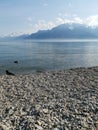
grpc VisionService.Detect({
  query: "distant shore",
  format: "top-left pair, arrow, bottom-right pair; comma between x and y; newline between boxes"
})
0,66 -> 98,129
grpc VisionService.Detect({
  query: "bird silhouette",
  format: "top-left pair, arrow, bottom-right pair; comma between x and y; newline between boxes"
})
14,61 -> 18,64
6,70 -> 15,76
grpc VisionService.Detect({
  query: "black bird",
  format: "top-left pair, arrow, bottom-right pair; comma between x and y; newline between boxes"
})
14,61 -> 18,64
6,70 -> 15,76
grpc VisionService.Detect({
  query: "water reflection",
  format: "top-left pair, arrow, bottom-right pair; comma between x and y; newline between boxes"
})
0,40 -> 98,74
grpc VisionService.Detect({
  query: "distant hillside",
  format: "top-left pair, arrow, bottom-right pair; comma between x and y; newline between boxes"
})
27,23 -> 98,39
1,23 -> 98,40
0,34 -> 29,41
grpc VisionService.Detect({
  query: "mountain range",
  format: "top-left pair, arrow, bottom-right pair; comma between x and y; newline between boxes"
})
1,23 -> 98,40
26,23 -> 98,39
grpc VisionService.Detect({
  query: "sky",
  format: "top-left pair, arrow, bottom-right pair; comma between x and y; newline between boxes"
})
0,0 -> 98,36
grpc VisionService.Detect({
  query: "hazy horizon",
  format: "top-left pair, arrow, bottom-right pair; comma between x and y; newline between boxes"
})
0,0 -> 98,36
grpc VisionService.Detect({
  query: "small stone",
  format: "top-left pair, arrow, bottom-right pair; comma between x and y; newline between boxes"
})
95,121 -> 98,129
64,127 -> 68,130
35,124 -> 43,130
82,121 -> 88,128
53,128 -> 61,130
9,109 -> 14,115
0,115 -> 2,122
43,109 -> 48,113
37,120 -> 42,126
35,105 -> 41,110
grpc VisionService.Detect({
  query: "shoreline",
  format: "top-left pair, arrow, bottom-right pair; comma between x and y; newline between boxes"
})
0,66 -> 98,129
0,66 -> 98,76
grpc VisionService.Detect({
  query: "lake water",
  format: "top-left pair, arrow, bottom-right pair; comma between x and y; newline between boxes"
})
0,39 -> 98,74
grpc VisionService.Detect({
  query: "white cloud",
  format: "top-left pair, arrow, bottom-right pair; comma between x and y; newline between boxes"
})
34,20 -> 55,31
26,14 -> 98,34
31,16 -> 83,33
56,18 -> 65,24
27,17 -> 33,27
73,14 -> 78,17
8,14 -> 98,35
85,15 -> 98,27
56,16 -> 83,25
5,32 -> 25,37
27,17 -> 33,22
73,16 -> 83,24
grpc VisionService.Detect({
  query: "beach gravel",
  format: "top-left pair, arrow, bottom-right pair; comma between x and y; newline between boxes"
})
0,67 -> 98,130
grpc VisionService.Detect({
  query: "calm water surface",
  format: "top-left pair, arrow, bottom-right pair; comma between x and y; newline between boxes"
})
0,39 -> 98,74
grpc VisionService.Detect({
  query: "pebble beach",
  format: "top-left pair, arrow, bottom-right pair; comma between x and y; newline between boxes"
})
0,67 -> 98,130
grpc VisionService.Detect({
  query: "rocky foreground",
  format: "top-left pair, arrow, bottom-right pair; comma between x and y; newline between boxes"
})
0,67 -> 98,130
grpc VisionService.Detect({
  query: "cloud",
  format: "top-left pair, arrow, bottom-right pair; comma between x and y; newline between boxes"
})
55,15 -> 98,27
56,15 -> 83,24
26,14 -> 98,34
27,17 -> 33,27
31,16 -> 83,33
85,15 -> 98,27
34,20 -> 55,31
73,16 -> 83,24
6,32 -> 25,37
27,17 -> 32,22
56,18 -> 65,24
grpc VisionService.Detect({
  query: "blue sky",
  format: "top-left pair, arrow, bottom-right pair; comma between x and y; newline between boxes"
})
0,0 -> 98,36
